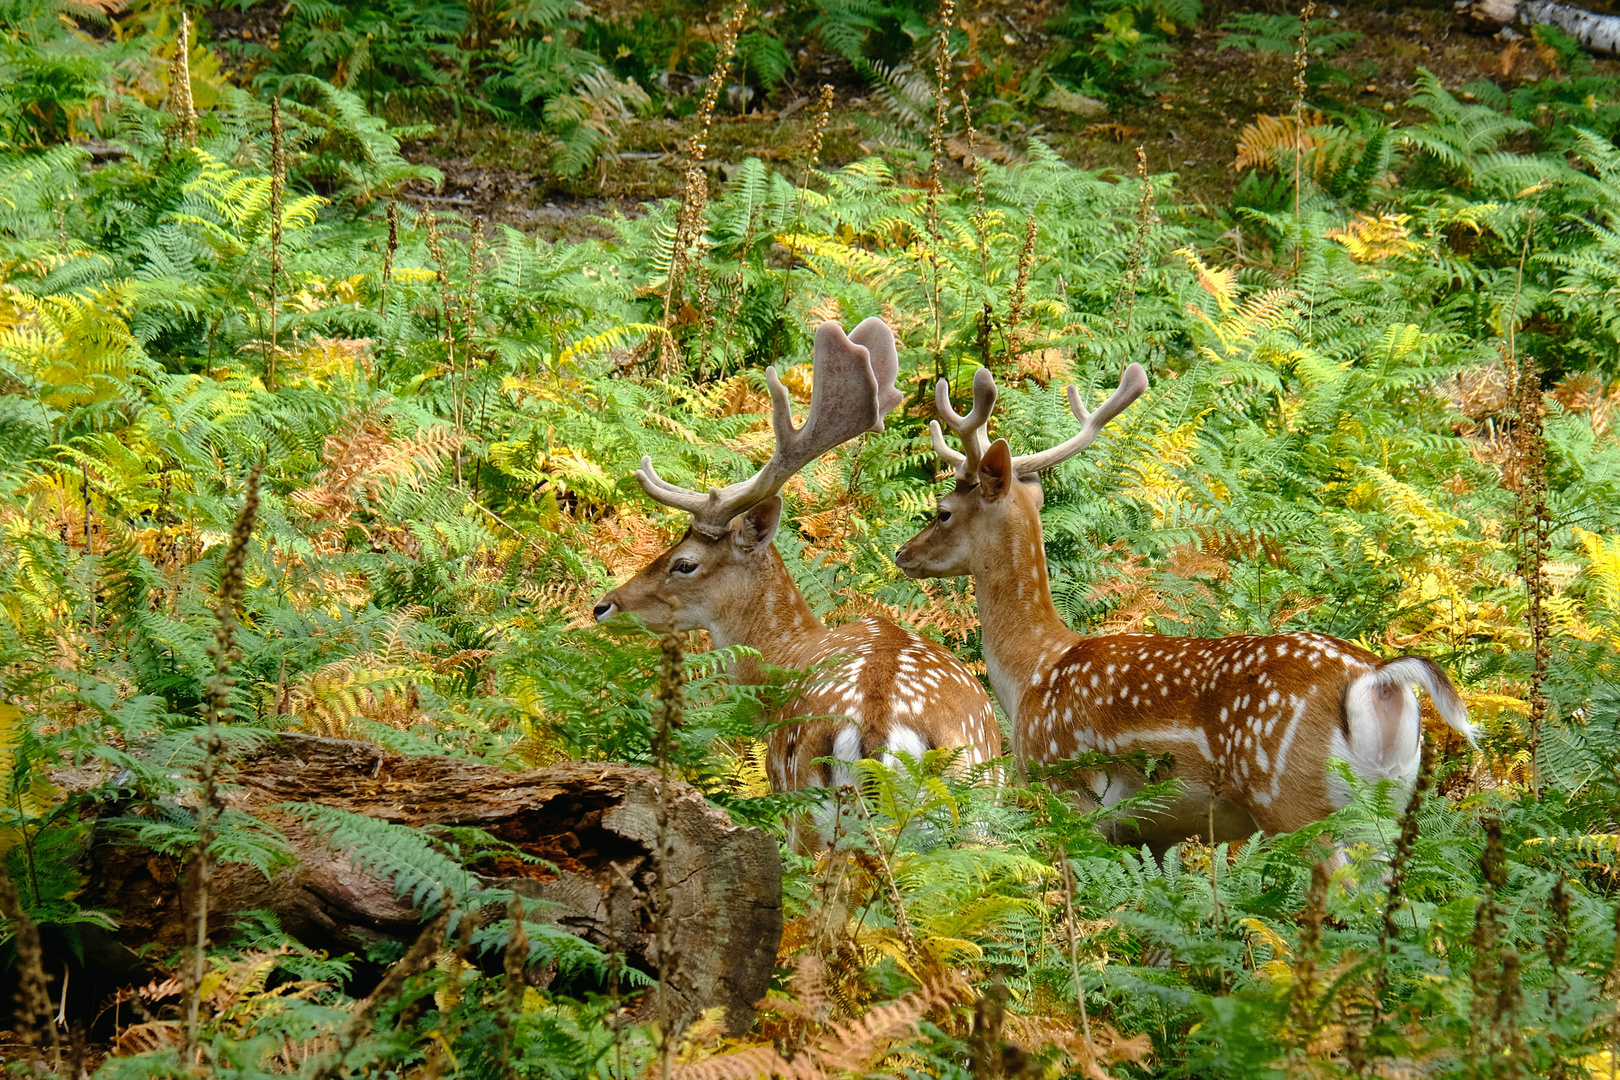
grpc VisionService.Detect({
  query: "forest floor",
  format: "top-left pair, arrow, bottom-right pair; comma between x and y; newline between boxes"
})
383,3 -> 1620,235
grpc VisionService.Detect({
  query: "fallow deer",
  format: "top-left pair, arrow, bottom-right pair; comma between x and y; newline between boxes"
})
894,365 -> 1475,847
594,319 -> 1001,800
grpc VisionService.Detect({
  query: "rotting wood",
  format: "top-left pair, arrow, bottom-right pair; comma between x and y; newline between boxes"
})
65,734 -> 783,1035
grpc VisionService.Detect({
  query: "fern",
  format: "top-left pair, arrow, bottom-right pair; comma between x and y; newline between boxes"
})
282,802 -> 483,915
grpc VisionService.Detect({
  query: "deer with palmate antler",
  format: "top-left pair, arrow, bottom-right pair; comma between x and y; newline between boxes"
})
595,319 -> 1001,815
894,364 -> 1475,848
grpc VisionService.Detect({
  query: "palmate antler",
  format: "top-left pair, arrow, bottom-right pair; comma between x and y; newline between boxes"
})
930,363 -> 1149,480
635,318 -> 904,535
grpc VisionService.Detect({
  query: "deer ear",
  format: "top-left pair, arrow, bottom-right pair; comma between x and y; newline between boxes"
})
978,439 -> 1014,502
734,497 -> 782,550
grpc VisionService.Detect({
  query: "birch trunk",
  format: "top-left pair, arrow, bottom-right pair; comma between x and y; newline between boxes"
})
1459,0 -> 1620,55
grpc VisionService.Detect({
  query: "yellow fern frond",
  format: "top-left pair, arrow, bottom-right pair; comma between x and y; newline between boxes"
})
1176,248 -> 1239,313
0,701 -> 55,860
1575,528 -> 1620,614
1325,213 -> 1422,263
558,322 -> 665,365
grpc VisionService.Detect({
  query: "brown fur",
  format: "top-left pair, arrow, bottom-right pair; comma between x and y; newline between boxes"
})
897,440 -> 1472,847
597,500 -> 1001,793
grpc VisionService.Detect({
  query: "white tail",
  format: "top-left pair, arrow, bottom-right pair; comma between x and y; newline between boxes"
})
897,366 -> 1472,846
596,319 -> 1000,811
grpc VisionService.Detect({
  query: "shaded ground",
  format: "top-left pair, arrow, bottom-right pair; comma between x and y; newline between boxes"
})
205,2 -> 1620,228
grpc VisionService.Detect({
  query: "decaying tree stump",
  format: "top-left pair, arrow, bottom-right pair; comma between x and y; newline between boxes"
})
72,734 -> 783,1035
1457,0 -> 1620,55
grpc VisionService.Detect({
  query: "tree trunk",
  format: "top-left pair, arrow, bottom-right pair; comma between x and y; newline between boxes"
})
1458,0 -> 1620,54
69,734 -> 783,1035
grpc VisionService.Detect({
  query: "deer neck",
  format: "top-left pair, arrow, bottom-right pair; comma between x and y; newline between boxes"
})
703,546 -> 827,682
973,492 -> 1077,726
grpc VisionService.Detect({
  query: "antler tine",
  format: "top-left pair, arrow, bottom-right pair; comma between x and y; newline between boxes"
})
1010,362 -> 1148,478
931,367 -> 998,478
633,320 -> 900,533
634,455 -> 718,518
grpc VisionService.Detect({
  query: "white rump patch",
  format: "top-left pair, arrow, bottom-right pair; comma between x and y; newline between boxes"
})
829,724 -> 862,787
882,725 -> 929,768
1341,672 -> 1422,788
1339,658 -> 1476,798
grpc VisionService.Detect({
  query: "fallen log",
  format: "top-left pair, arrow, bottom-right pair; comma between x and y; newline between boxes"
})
1457,0 -> 1620,55
70,734 -> 783,1035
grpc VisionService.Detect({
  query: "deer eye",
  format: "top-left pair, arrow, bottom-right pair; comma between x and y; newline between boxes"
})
936,509 -> 952,524
670,559 -> 699,576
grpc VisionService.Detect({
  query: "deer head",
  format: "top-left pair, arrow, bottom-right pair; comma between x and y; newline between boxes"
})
895,363 -> 1148,581
595,318 -> 902,635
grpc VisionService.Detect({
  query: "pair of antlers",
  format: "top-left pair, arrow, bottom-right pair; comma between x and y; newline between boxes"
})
634,314 -> 1147,531
930,362 -> 1149,481
635,318 -> 904,537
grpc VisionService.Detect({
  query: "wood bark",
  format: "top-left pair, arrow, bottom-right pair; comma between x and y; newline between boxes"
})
69,734 -> 783,1035
1458,0 -> 1620,55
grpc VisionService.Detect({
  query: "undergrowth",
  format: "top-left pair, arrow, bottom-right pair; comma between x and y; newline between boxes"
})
3,0 -> 1620,1076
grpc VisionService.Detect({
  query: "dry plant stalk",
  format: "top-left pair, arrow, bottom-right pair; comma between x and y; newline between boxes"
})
1291,2 -> 1315,232
777,84 -> 835,358
380,199 -> 400,320
1504,217 -> 1550,791
1372,734 -> 1433,1011
1607,900 -> 1620,1079
305,908 -> 453,1080
267,99 -> 285,387
653,628 -> 687,1079
1057,853 -> 1094,1046
1285,860 -> 1329,1074
166,13 -> 198,147
0,863 -> 61,1071
1468,817 -> 1525,1075
967,982 -> 1032,1079
653,4 -> 747,373
1546,876 -> 1571,1080
184,460 -> 262,1054
493,895 -> 531,1077
1116,147 -> 1155,331
961,88 -> 989,285
422,210 -> 464,485
1006,212 -> 1037,368
922,0 -> 955,381
853,788 -> 921,965
1516,365 -> 1551,783
82,460 -> 95,628
459,217 -> 487,469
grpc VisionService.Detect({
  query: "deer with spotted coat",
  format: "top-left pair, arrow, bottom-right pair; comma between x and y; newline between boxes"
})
894,364 -> 1475,848
594,318 -> 1001,807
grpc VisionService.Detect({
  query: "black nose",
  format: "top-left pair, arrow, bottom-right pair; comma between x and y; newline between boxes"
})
894,548 -> 907,563
593,601 -> 613,621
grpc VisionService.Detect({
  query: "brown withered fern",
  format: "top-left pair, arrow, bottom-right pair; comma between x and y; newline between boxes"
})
294,409 -> 465,521
672,955 -> 962,1080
